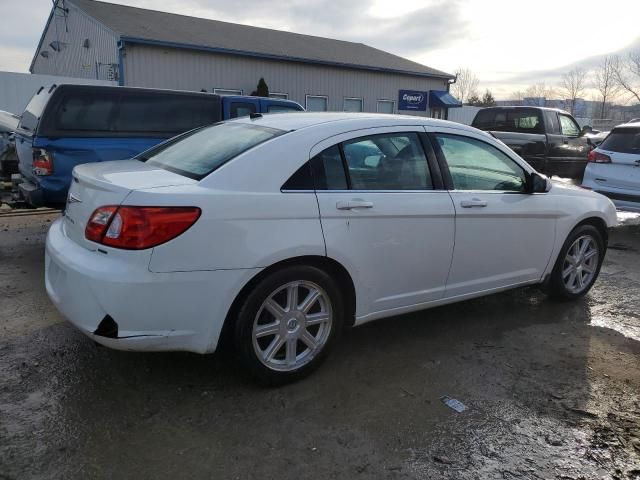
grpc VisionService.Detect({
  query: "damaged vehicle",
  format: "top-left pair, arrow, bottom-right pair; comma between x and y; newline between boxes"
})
0,110 -> 20,176
46,113 -> 617,384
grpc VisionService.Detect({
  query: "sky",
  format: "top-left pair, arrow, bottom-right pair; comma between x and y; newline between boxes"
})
1,0 -> 639,100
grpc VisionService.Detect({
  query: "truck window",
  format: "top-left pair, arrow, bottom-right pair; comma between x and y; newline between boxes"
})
506,109 -> 543,134
57,94 -> 116,132
558,114 -> 580,136
230,102 -> 257,118
115,92 -> 220,134
268,105 -> 302,113
544,111 -> 560,134
472,110 -> 495,129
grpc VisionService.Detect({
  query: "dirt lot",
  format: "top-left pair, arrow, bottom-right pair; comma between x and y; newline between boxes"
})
1,212 -> 639,480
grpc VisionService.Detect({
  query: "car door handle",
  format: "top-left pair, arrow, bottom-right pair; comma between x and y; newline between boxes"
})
460,199 -> 487,208
336,200 -> 374,210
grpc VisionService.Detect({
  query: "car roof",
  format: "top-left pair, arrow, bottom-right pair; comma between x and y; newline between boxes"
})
231,112 -> 479,134
479,105 -> 571,114
613,121 -> 640,129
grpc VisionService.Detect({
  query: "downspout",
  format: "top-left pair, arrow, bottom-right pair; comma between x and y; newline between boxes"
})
117,40 -> 125,86
445,74 -> 457,121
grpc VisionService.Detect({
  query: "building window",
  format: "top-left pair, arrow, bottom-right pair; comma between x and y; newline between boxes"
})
306,95 -> 328,112
343,97 -> 363,112
377,100 -> 395,114
269,93 -> 288,99
214,88 -> 243,96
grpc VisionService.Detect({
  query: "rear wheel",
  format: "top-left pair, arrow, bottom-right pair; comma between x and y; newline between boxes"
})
545,225 -> 605,300
234,266 -> 344,385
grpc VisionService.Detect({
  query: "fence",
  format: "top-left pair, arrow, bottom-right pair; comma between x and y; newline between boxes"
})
447,106 -> 482,125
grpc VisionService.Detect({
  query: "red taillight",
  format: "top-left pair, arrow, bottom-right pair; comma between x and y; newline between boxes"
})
587,151 -> 611,163
32,148 -> 54,175
85,206 -> 201,250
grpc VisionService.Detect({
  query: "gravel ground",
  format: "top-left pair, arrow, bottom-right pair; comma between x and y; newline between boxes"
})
1,212 -> 639,480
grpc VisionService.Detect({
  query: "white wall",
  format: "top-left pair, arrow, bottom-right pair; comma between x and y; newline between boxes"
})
447,106 -> 482,125
0,71 -> 115,115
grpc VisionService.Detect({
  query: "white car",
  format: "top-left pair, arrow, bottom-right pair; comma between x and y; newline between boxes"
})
582,122 -> 640,212
46,113 -> 617,384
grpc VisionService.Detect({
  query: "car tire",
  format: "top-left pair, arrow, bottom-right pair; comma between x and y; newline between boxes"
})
233,265 -> 344,385
545,224 -> 605,301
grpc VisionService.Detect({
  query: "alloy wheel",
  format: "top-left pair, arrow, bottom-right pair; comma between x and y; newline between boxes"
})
562,235 -> 599,294
252,281 -> 333,372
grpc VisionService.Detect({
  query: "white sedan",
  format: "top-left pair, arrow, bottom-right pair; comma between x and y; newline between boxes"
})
46,113 -> 617,384
582,121 -> 640,212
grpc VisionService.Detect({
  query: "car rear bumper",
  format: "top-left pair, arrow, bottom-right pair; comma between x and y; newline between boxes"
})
45,217 -> 259,354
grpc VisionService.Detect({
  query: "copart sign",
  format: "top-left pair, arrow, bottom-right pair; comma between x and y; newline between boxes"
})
398,90 -> 428,111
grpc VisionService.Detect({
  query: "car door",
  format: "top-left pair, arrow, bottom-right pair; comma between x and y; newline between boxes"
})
428,127 -> 558,299
549,113 -> 590,177
311,127 -> 456,321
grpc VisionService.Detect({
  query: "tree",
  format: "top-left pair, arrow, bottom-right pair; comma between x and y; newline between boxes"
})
524,82 -> 556,105
511,90 -> 525,102
250,77 -> 269,97
466,93 -> 481,106
559,68 -> 587,115
593,56 -> 621,118
612,52 -> 640,104
480,89 -> 496,107
450,68 -> 479,104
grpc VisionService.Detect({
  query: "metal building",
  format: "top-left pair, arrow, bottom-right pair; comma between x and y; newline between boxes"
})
31,0 -> 462,117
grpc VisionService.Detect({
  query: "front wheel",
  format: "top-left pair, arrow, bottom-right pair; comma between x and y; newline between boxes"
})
545,224 -> 605,300
233,265 -> 344,385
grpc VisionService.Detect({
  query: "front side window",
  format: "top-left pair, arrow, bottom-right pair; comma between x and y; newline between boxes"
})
559,114 -> 580,136
342,133 -> 432,190
230,102 -> 256,118
435,134 -> 527,192
306,96 -> 328,112
141,123 -> 284,180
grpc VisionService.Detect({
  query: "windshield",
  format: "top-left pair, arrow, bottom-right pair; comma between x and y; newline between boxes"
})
599,128 -> 640,154
141,122 -> 285,180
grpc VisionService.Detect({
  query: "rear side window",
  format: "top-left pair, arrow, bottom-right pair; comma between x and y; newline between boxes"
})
40,88 -> 221,137
544,111 -> 560,134
312,145 -> 349,190
599,128 -> 640,154
142,122 -> 284,180
115,93 -> 220,133
58,95 -> 115,132
472,110 -> 495,130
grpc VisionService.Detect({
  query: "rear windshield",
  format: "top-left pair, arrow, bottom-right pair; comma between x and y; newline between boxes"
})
599,128 -> 640,154
141,122 -> 285,180
472,108 -> 544,134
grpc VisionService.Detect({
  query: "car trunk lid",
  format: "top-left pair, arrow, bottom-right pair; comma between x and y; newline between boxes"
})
63,160 -> 197,249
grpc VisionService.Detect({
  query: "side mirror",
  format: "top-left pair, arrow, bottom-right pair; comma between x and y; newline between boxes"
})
528,172 -> 551,194
580,125 -> 593,136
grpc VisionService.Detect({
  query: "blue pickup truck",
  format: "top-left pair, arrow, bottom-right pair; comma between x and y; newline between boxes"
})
15,84 -> 304,207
